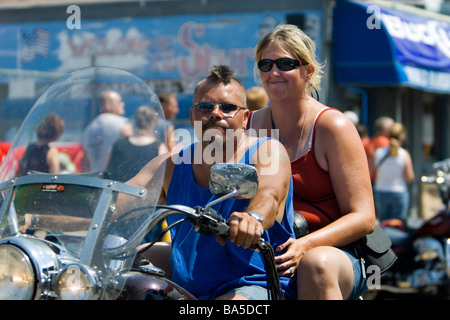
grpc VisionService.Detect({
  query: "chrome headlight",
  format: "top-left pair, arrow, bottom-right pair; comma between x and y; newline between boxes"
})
0,244 -> 35,300
56,264 -> 101,300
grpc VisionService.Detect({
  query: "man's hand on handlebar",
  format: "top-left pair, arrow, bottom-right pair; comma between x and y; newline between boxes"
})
216,211 -> 263,249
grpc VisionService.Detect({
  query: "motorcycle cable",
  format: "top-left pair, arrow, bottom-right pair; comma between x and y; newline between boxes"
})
137,217 -> 188,255
255,240 -> 285,300
105,218 -> 188,263
114,205 -> 156,222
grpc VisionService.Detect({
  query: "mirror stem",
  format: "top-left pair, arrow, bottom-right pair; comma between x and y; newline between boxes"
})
205,188 -> 237,212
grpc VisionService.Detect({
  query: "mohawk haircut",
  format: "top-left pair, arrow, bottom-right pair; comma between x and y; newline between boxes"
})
194,65 -> 245,99
194,64 -> 247,109
207,65 -> 235,85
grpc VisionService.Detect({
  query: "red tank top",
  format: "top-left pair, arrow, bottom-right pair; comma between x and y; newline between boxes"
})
248,108 -> 341,232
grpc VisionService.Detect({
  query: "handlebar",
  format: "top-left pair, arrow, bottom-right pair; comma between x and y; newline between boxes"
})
130,203 -> 285,300
190,206 -> 230,236
189,206 -> 272,253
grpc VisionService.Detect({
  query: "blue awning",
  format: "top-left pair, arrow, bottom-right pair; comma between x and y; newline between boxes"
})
333,1 -> 450,93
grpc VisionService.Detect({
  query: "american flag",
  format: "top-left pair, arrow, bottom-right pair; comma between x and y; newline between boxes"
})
19,28 -> 50,62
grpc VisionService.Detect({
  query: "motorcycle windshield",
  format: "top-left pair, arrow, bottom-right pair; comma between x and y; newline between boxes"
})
0,67 -> 166,299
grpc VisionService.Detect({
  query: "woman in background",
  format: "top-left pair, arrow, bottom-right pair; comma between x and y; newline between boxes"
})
107,105 -> 167,182
372,122 -> 415,222
18,113 -> 65,176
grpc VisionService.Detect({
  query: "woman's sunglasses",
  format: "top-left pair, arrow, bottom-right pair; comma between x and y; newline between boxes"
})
257,58 -> 303,72
194,102 -> 243,116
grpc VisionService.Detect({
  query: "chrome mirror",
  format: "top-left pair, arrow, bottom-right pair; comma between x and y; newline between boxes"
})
209,163 -> 258,199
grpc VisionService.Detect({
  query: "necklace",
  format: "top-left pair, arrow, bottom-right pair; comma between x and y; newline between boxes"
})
270,97 -> 310,153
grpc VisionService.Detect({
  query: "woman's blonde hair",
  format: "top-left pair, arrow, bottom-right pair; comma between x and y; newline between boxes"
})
388,122 -> 406,157
254,24 -> 324,95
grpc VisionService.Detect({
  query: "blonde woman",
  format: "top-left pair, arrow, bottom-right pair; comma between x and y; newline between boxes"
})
373,122 -> 414,222
247,24 -> 376,299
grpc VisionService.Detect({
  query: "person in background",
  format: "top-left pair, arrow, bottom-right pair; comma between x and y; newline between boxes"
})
372,122 -> 415,222
18,113 -> 65,176
156,92 -> 180,151
247,24 -> 375,300
367,116 -> 394,182
82,90 -> 133,172
107,105 -> 168,182
356,122 -> 375,161
343,111 -> 375,161
343,110 -> 359,126
246,86 -> 269,111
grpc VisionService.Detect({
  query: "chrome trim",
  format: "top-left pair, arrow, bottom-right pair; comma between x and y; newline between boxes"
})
57,263 -> 102,300
0,235 -> 76,299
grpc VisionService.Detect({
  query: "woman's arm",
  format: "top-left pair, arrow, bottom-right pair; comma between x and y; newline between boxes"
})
306,109 -> 376,249
403,150 -> 415,183
46,147 -> 60,174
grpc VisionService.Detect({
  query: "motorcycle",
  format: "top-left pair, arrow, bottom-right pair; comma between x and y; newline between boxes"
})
365,159 -> 450,299
0,67 -> 283,300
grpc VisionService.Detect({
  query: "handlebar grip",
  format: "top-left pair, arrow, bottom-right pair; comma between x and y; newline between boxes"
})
192,206 -> 229,236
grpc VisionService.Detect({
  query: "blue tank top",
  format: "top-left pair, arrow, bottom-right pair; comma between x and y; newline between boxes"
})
166,138 -> 296,300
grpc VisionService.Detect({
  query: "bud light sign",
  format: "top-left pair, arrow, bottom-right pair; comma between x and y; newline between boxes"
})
378,7 -> 450,72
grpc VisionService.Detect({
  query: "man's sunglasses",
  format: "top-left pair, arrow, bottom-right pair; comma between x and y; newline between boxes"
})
257,58 -> 303,72
194,102 -> 243,115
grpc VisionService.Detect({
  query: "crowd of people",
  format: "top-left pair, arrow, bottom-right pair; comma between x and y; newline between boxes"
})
344,113 -> 415,223
15,23 -> 418,301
